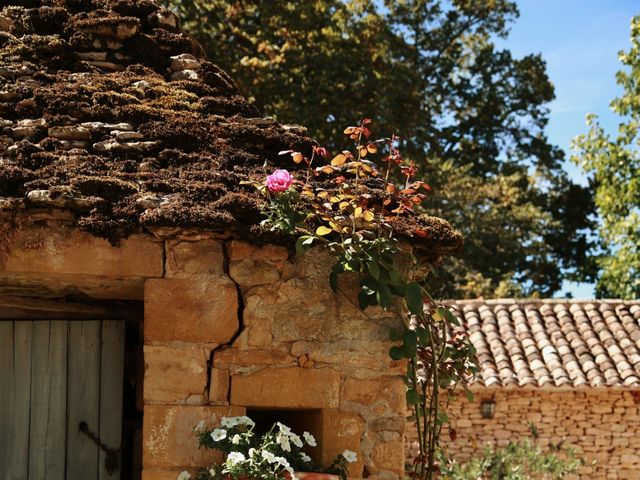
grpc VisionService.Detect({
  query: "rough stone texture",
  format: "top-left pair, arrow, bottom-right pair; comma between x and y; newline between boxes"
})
209,368 -> 230,404
165,239 -> 225,278
144,277 -> 239,344
2,224 -> 163,277
320,410 -> 365,477
142,470 -> 195,480
405,389 -> 640,479
230,367 -> 340,409
143,405 -> 245,469
144,344 -> 209,404
227,240 -> 288,287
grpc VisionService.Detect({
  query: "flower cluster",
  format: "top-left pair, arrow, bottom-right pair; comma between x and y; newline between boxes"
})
191,416 -> 356,480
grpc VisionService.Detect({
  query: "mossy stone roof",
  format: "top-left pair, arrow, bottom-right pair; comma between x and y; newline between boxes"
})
0,0 -> 462,262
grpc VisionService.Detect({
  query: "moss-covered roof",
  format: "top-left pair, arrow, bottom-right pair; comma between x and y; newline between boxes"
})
0,0 -> 462,262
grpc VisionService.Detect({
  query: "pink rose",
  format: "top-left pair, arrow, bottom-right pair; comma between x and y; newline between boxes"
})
266,169 -> 293,193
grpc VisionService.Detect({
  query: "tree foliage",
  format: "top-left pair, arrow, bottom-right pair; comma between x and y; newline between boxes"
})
162,0 -> 595,297
572,16 -> 640,299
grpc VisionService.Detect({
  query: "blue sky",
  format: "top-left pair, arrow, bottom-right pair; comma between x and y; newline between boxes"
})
499,0 -> 638,298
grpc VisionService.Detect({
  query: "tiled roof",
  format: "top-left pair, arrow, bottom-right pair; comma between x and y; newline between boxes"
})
449,300 -> 640,388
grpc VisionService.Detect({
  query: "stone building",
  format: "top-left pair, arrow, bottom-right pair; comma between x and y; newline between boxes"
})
0,2 -> 462,480
405,299 -> 640,480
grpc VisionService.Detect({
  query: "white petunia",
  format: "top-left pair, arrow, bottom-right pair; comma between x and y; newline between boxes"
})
274,456 -> 290,468
194,420 -> 206,432
238,415 -> 255,427
210,428 -> 227,441
303,431 -> 317,447
220,416 -> 240,428
176,471 -> 191,480
276,432 -> 291,452
262,450 -> 276,463
342,450 -> 357,463
208,468 -> 216,477
231,434 -> 241,445
301,453 -> 311,462
290,433 -> 303,448
226,451 -> 246,466
248,448 -> 256,458
276,422 -> 292,436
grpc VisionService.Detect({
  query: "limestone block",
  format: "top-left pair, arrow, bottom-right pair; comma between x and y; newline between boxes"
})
227,240 -> 287,288
3,226 -> 163,277
143,344 -> 209,404
371,441 -> 404,476
165,239 -> 225,278
213,349 -> 296,369
341,377 -> 406,415
143,405 -> 244,468
291,341 -> 403,376
320,410 -> 365,477
145,277 -> 239,344
230,367 -> 340,409
209,368 -> 230,404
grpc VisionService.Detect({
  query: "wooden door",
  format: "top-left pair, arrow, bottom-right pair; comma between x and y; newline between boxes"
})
0,320 -> 125,480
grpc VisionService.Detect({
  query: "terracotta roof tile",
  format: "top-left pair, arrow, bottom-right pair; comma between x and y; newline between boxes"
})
449,299 -> 640,388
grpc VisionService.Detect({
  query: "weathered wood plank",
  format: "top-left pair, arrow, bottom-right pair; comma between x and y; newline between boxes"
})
28,321 -> 52,480
0,321 -> 15,475
9,321 -> 32,480
99,320 -> 125,480
45,320 -> 68,479
66,321 -> 101,480
0,296 -> 143,321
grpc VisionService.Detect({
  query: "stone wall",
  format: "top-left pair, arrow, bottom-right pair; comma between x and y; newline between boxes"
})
405,388 -> 640,480
0,223 -> 407,480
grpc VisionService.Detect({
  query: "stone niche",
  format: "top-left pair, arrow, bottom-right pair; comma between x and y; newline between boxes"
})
1,222 -> 408,480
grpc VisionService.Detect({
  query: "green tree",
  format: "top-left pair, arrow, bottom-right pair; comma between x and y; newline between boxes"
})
572,16 -> 640,299
162,0 -> 595,297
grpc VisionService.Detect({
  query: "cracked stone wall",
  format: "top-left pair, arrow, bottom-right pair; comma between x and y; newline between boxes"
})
143,236 -> 408,480
0,222 -> 408,480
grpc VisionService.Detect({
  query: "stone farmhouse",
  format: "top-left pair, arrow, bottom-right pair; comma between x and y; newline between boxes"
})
0,2 -> 463,480
406,299 -> 640,480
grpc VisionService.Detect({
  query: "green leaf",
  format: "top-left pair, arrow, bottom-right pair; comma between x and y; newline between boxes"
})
389,345 -> 405,360
366,261 -> 380,280
389,329 -> 402,342
464,388 -> 474,403
405,282 -> 424,315
295,236 -> 313,256
406,389 -> 420,405
443,307 -> 460,326
329,270 -> 338,292
416,326 -> 430,344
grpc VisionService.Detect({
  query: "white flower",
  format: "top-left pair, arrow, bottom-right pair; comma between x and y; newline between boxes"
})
248,448 -> 256,458
194,420 -> 206,432
276,432 -> 291,452
221,416 -> 239,428
301,453 -> 311,462
277,422 -> 292,436
208,468 -> 216,477
342,450 -> 357,463
238,415 -> 255,427
231,434 -> 241,445
177,471 -> 191,480
303,431 -> 317,447
226,451 -> 246,466
262,450 -> 276,463
274,456 -> 290,468
290,433 -> 303,448
210,428 -> 227,441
